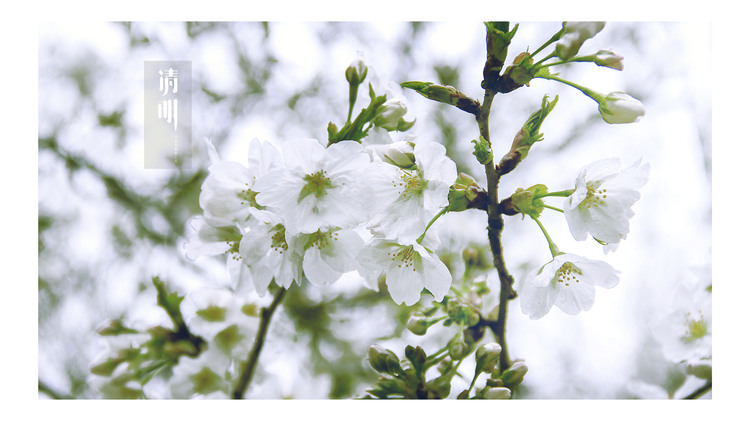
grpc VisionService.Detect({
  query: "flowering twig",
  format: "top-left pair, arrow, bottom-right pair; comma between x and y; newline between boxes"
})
476,88 -> 516,373
232,286 -> 287,399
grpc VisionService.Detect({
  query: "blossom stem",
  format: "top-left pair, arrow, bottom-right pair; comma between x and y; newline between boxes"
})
542,204 -> 564,213
417,207 -> 448,244
347,83 -> 358,124
535,189 -> 575,198
535,73 -> 604,103
532,216 -> 561,257
529,28 -> 565,60
232,286 -> 287,399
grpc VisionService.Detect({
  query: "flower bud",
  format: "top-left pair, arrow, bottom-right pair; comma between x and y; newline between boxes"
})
687,360 -> 712,380
368,344 -> 402,375
500,360 -> 528,386
508,184 -> 547,219
373,98 -> 408,131
448,333 -> 471,361
472,137 -> 493,165
407,313 -> 429,336
447,172 -> 483,212
96,319 -> 139,336
555,22 -> 606,60
475,342 -> 502,373
426,376 -> 452,399
345,54 -> 367,86
593,50 -> 624,70
484,386 -> 512,399
598,92 -> 645,124
373,140 -> 416,169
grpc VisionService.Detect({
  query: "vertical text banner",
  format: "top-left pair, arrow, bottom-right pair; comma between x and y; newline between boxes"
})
144,61 -> 192,169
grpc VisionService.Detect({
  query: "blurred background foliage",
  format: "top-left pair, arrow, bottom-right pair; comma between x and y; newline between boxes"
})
38,21 -> 711,399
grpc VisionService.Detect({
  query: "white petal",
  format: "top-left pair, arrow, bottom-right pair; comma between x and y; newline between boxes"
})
418,249 -> 452,302
303,246 -> 343,286
554,281 -> 595,315
386,264 -> 424,306
321,229 -> 364,273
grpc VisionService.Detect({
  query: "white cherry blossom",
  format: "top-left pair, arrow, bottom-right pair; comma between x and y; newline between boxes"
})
238,208 -> 302,293
360,140 -> 457,243
199,138 -> 281,227
520,253 -> 619,320
564,157 -> 649,252
293,228 -> 364,287
253,138 -> 369,235
184,216 -> 253,290
358,236 -> 451,306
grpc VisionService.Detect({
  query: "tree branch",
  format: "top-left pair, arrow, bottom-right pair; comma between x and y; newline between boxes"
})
232,286 -> 287,399
476,88 -> 516,373
683,380 -> 712,399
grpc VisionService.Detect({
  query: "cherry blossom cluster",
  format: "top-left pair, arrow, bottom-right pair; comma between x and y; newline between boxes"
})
186,127 -> 457,306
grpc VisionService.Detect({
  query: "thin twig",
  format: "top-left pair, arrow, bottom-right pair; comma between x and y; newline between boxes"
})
232,287 -> 287,399
683,380 -> 712,399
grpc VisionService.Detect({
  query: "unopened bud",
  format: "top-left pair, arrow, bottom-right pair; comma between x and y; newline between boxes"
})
485,386 -> 512,399
426,376 -> 452,399
593,50 -> 624,70
373,98 -> 409,131
96,319 -> 139,336
407,313 -> 429,336
401,81 -> 480,115
687,360 -> 712,380
475,342 -> 502,373
598,92 -> 645,124
509,184 -> 547,219
500,360 -> 529,386
345,54 -> 368,85
448,173 -> 482,212
368,344 -> 402,375
555,22 -> 606,60
374,140 -> 416,169
448,333 -> 470,360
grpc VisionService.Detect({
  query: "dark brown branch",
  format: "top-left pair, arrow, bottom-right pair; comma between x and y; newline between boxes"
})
475,88 -> 517,373
683,381 -> 712,399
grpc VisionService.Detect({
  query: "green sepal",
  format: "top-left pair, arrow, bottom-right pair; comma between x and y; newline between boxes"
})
510,184 -> 548,219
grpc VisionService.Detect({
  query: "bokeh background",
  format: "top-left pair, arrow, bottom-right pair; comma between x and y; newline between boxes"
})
37,21 -> 712,399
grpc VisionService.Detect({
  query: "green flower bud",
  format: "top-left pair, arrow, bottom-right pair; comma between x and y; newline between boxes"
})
447,173 -> 483,212
509,184 -> 547,219
475,342 -> 502,374
374,376 -> 406,395
500,360 -> 529,386
484,386 -> 512,399
96,319 -> 139,336
345,54 -> 367,85
368,344 -> 402,375
448,333 -> 471,361
401,81 -> 480,115
407,313 -> 429,336
472,137 -> 493,165
426,376 -> 452,399
687,360 -> 712,380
